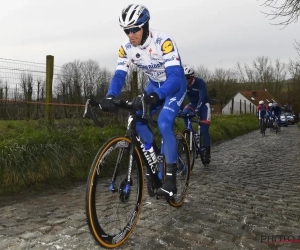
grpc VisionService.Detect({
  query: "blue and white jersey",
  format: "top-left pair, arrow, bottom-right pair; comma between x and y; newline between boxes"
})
107,29 -> 185,100
271,105 -> 282,116
186,77 -> 210,107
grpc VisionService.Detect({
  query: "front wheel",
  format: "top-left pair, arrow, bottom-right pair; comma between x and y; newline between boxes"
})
167,132 -> 191,207
86,136 -> 144,249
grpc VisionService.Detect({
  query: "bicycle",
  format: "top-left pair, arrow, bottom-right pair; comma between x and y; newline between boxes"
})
83,97 -> 191,249
272,115 -> 280,134
177,113 -> 210,169
260,116 -> 267,136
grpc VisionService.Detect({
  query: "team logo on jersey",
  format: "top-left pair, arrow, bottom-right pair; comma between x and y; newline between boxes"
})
118,46 -> 127,58
156,37 -> 163,45
136,53 -> 140,58
161,39 -> 174,55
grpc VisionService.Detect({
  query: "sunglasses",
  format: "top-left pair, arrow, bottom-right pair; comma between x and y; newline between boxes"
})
186,76 -> 192,80
124,26 -> 142,35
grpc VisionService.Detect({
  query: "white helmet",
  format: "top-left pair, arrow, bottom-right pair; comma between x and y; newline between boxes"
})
273,102 -> 277,107
268,102 -> 273,107
119,4 -> 150,28
184,66 -> 194,77
259,100 -> 264,105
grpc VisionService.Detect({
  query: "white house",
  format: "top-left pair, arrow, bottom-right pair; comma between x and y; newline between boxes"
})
222,90 -> 279,115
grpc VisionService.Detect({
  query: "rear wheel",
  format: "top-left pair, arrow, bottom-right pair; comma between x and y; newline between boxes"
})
274,121 -> 279,134
86,136 -> 144,248
199,133 -> 209,166
181,128 -> 196,170
263,122 -> 266,136
167,132 -> 191,207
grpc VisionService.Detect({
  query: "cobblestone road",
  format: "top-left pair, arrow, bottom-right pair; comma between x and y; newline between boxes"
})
0,125 -> 300,250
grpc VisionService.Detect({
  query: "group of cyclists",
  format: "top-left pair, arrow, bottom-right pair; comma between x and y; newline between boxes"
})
257,100 -> 282,133
91,2 -> 289,198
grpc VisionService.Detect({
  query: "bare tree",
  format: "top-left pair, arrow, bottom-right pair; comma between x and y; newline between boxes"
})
81,60 -> 102,98
273,59 -> 287,99
252,56 -> 275,89
261,0 -> 300,26
194,65 -> 214,83
95,67 -> 112,99
56,60 -> 83,104
210,68 -> 240,105
235,62 -> 257,90
294,40 -> 300,65
20,73 -> 33,101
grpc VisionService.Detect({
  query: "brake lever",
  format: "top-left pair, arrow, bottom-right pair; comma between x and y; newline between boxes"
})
83,99 -> 90,118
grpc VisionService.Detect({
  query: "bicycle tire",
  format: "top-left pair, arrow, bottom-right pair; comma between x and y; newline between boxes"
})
274,121 -> 278,134
167,132 -> 191,207
181,128 -> 196,170
86,136 -> 144,248
263,122 -> 266,136
199,133 -> 210,166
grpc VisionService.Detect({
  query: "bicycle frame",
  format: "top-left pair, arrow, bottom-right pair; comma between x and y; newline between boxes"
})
186,117 -> 203,155
107,109 -> 164,196
84,96 -> 191,248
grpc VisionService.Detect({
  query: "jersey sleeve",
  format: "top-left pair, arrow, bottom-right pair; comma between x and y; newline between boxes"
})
154,35 -> 183,99
106,43 -> 132,97
197,79 -> 209,108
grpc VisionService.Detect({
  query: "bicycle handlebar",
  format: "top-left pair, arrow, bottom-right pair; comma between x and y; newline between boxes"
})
176,113 -> 197,119
83,95 -> 157,128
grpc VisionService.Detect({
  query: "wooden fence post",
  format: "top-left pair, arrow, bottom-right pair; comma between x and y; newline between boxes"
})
240,99 -> 242,114
46,55 -> 54,124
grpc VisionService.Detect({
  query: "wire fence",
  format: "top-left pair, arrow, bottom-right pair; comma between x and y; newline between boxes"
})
0,57 -> 87,120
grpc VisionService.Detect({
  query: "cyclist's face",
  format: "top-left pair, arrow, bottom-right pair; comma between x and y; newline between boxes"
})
125,27 -> 143,46
186,76 -> 194,86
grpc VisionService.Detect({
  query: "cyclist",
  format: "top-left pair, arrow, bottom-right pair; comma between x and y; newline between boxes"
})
270,102 -> 282,129
178,66 -> 211,164
98,4 -> 186,198
257,100 -> 269,133
267,102 -> 273,127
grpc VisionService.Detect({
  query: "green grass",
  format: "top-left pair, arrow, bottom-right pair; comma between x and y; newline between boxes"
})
0,114 -> 258,194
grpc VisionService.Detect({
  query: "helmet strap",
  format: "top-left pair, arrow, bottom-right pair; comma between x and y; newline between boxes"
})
141,21 -> 149,45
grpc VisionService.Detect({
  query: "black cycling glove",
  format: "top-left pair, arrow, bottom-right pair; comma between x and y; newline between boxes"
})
143,92 -> 159,105
132,95 -> 143,111
99,95 -> 117,112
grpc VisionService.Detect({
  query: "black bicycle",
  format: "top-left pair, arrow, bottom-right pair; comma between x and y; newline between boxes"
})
260,116 -> 267,136
83,97 -> 190,249
177,113 -> 210,169
272,115 -> 280,134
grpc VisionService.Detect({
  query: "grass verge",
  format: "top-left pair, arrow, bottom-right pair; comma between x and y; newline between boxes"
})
0,114 -> 258,195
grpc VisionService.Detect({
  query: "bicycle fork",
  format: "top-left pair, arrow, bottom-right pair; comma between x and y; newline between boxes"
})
109,147 -> 132,196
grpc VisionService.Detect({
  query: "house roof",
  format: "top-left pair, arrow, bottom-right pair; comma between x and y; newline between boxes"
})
239,89 -> 279,106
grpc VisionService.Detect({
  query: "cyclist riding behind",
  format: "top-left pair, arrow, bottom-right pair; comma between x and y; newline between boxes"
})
266,102 -> 273,127
178,66 -> 211,164
257,100 -> 269,132
98,4 -> 186,198
270,102 -> 282,129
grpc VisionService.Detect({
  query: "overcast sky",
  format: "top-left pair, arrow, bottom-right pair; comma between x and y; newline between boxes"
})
1,0 -> 299,73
